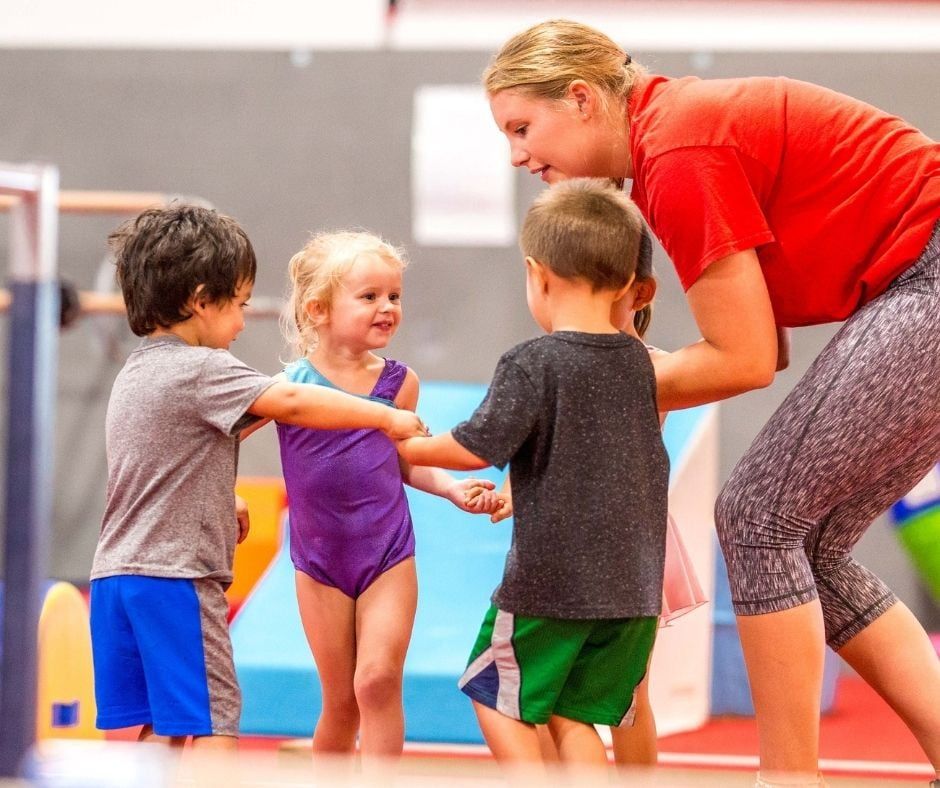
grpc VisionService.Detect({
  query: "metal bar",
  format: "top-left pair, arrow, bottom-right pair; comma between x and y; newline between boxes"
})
0,290 -> 283,319
0,190 -> 167,214
0,162 -> 60,778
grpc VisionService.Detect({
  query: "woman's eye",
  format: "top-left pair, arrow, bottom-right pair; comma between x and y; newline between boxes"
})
515,125 -> 528,136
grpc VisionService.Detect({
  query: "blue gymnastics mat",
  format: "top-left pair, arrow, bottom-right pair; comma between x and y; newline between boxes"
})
231,381 -> 713,742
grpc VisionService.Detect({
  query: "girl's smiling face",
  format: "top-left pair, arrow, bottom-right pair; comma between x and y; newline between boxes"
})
319,253 -> 403,352
489,85 -> 628,184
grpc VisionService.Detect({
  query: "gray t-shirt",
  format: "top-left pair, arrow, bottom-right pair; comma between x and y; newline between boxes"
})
91,335 -> 275,585
452,332 -> 669,619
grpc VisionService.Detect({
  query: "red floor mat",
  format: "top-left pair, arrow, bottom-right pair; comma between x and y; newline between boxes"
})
658,675 -> 929,765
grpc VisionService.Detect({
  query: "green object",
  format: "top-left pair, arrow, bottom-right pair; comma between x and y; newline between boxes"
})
897,508 -> 940,602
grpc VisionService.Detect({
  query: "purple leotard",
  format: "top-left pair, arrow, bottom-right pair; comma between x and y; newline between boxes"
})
276,358 -> 415,598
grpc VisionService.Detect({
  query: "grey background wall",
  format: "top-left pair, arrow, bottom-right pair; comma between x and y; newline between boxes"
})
0,47 -> 937,628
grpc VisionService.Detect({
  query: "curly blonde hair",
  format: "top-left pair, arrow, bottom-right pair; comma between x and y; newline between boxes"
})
281,230 -> 407,357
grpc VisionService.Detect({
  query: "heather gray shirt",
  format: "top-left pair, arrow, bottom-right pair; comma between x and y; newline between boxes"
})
91,335 -> 275,585
452,332 -> 669,619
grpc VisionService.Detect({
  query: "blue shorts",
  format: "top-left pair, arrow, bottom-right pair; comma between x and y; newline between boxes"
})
90,575 -> 240,737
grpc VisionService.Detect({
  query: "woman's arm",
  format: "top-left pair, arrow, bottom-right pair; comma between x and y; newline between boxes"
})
654,249 -> 778,411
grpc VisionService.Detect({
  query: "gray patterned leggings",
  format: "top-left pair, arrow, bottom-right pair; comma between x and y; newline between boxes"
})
715,222 -> 940,650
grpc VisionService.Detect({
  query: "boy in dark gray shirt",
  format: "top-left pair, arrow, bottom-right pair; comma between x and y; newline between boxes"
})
91,205 -> 425,749
399,179 -> 668,766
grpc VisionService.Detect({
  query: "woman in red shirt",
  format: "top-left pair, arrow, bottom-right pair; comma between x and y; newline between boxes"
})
484,18 -> 939,788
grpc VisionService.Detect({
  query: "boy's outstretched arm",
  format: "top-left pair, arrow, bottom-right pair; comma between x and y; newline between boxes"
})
398,432 -> 489,471
393,367 -> 500,512
249,381 -> 427,440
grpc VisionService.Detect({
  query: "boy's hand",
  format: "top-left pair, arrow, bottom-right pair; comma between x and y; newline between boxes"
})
235,495 -> 250,544
464,485 -> 513,523
384,409 -> 429,441
446,478 -> 497,513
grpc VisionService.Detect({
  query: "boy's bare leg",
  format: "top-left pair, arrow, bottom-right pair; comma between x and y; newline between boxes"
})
473,701 -> 543,764
191,735 -> 238,751
610,675 -> 657,767
138,724 -> 186,748
536,724 -> 560,762
547,715 -> 608,766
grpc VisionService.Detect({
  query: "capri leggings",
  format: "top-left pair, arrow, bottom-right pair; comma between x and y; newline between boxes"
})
715,221 -> 940,650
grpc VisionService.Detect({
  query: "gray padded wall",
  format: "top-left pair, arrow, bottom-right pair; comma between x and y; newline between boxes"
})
0,48 -> 937,626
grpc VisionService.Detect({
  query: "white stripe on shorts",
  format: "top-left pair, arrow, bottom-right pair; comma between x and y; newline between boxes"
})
457,609 -> 523,720
492,610 -> 521,719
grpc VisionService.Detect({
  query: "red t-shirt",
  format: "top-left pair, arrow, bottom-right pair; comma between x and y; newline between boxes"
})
629,75 -> 940,326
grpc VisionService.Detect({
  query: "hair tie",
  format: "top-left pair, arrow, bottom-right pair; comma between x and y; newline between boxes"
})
624,53 -> 632,66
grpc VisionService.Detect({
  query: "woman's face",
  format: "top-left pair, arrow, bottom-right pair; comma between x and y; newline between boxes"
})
489,87 -> 620,184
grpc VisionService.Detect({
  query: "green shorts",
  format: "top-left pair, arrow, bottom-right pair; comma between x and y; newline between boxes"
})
458,604 -> 657,727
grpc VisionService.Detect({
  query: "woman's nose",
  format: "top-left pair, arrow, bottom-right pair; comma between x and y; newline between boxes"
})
510,142 -> 528,168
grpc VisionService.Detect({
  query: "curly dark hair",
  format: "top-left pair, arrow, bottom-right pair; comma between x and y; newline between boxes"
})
109,204 -> 257,336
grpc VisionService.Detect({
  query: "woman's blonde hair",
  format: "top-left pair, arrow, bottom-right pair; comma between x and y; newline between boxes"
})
281,230 -> 406,357
483,19 -> 645,114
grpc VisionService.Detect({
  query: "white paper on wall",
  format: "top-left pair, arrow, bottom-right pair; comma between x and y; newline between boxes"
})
411,84 -> 515,247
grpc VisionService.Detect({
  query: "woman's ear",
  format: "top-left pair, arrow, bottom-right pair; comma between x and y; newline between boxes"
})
632,278 -> 658,311
567,79 -> 597,119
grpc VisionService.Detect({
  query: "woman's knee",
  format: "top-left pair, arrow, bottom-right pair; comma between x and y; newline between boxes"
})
715,476 -> 814,554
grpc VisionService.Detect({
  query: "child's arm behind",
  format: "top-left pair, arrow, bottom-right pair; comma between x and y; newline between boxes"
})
401,460 -> 503,514
249,380 -> 426,440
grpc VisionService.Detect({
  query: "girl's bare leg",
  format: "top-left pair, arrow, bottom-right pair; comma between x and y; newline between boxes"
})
354,557 -> 417,760
295,570 -> 359,755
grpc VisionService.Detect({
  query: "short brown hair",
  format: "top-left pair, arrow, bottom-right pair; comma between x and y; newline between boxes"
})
520,178 -> 644,291
109,204 -> 257,336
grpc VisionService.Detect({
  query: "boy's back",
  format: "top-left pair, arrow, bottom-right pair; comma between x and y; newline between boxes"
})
92,334 -> 272,585
453,331 -> 669,620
